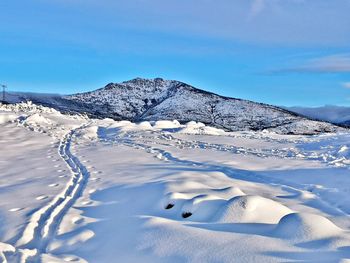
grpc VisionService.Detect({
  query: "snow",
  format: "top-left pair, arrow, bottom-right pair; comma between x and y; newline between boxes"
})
153,120 -> 181,129
1,102 -> 350,262
215,195 -> 293,224
273,212 -> 343,241
0,113 -> 17,124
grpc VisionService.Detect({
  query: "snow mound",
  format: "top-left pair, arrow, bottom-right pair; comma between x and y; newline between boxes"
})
338,146 -> 350,158
181,194 -> 228,222
0,113 -> 17,124
178,121 -> 226,135
76,126 -> 99,140
25,113 -> 52,126
137,121 -> 153,129
161,192 -> 190,210
110,120 -> 133,127
153,120 -> 181,129
185,121 -> 205,129
216,195 -> 292,224
101,118 -> 116,124
107,120 -> 153,132
160,185 -> 247,222
209,186 -> 246,199
273,213 -> 342,241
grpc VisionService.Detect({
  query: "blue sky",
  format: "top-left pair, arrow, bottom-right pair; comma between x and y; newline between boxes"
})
0,0 -> 350,106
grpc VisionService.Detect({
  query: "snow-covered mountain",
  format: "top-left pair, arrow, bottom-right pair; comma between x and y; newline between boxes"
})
64,78 -> 342,134
287,105 -> 350,127
6,78 -> 344,134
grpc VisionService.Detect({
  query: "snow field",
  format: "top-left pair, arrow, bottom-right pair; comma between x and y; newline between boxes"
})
0,102 -> 350,262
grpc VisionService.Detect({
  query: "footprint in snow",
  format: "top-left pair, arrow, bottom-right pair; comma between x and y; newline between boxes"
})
72,217 -> 84,225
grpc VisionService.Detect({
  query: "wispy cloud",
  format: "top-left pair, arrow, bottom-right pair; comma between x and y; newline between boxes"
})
342,82 -> 350,89
300,54 -> 350,73
271,54 -> 350,74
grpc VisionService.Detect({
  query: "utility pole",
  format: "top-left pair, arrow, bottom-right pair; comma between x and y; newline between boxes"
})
0,84 -> 6,102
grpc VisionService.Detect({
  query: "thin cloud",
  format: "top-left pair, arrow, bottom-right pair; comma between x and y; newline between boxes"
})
301,54 -> 350,73
342,82 -> 350,89
271,54 -> 350,74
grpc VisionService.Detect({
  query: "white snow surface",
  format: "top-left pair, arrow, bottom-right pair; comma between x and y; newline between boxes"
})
1,102 -> 350,262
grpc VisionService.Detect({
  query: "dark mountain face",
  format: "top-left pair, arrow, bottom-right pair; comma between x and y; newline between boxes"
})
5,78 -> 344,135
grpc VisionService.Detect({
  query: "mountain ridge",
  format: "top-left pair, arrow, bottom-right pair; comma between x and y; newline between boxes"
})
64,78 -> 342,134
3,77 -> 345,135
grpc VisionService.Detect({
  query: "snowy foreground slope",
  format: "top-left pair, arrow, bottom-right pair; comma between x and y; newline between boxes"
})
1,102 -> 350,263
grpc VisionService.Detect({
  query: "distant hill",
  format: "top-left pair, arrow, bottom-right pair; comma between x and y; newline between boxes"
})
287,105 -> 350,127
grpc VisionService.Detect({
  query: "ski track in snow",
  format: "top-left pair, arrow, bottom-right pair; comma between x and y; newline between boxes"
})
117,130 -> 350,169
1,104 -> 350,262
13,124 -> 90,262
113,132 -> 349,218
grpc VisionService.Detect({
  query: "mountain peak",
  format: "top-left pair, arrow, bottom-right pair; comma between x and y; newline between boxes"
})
103,78 -> 171,90
121,77 -> 167,85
